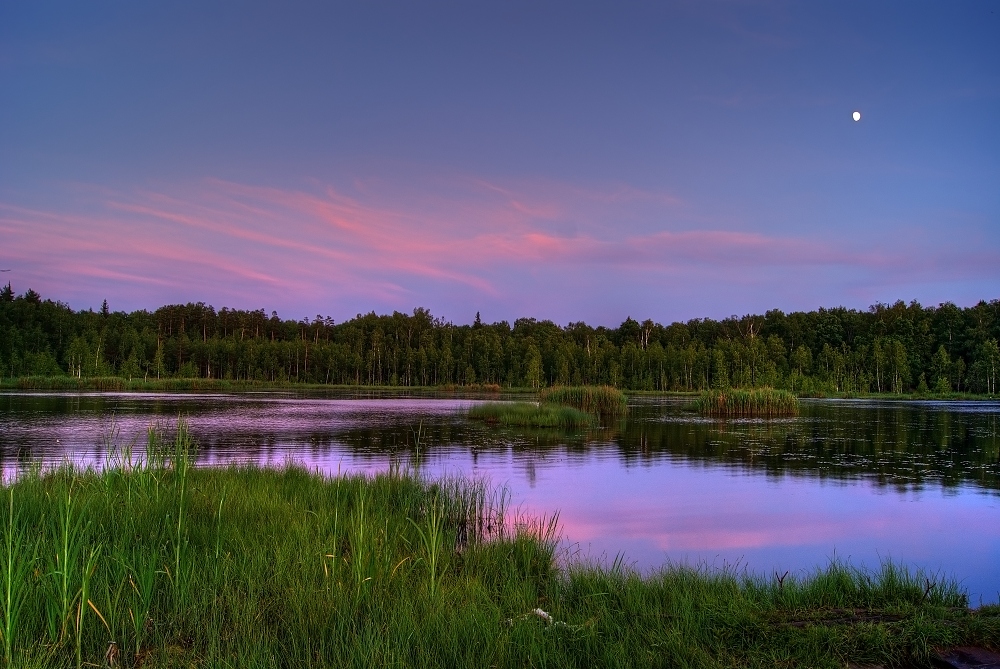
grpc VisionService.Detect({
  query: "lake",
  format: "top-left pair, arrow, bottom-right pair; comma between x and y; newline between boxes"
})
2,390 -> 998,604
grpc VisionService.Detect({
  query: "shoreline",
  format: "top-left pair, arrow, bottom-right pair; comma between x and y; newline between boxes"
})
2,446 -> 997,667
1,376 -> 996,401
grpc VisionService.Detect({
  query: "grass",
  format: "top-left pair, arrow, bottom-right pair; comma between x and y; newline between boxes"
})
800,389 -> 998,401
3,376 -> 511,395
0,428 -> 996,667
468,402 -> 595,428
7,376 -> 271,393
7,377 -> 995,404
539,385 -> 628,418
694,387 -> 801,417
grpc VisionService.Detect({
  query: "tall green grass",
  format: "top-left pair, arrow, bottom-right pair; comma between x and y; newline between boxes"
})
0,427 -> 995,667
539,385 -> 628,418
694,387 -> 800,417
468,402 -> 595,428
0,491 -> 34,667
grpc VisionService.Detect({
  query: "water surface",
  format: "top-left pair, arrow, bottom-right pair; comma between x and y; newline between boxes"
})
2,391 -> 998,604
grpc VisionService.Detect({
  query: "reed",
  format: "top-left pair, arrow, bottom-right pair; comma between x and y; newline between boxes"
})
539,385 -> 628,418
73,546 -> 101,669
125,549 -> 157,660
408,494 -> 446,598
694,387 -> 800,417
0,490 -> 35,667
168,425 -> 192,613
46,478 -> 87,645
0,427 -> 994,667
468,402 -> 595,428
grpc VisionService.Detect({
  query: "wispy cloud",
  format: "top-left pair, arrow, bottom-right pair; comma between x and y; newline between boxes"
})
0,174 -> 995,320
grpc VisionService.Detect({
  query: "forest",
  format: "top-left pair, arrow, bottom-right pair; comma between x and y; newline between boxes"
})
1,284 -> 998,394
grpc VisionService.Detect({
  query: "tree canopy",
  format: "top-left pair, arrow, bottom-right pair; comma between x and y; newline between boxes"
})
2,285 -> 998,394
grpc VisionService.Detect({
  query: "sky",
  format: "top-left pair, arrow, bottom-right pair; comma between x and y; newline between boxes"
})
1,1 -> 998,326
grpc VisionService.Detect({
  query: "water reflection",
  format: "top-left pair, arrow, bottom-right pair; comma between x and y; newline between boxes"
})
2,393 -> 998,490
1,391 -> 998,604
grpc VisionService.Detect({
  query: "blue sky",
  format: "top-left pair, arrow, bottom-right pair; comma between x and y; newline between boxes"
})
2,1 -> 997,325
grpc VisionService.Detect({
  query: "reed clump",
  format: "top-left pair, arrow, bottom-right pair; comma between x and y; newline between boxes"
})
0,425 -> 995,667
469,402 -> 595,428
694,387 -> 800,417
538,385 -> 628,418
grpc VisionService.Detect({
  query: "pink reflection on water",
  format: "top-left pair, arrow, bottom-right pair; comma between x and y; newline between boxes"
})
2,392 -> 999,605
513,458 -> 1000,604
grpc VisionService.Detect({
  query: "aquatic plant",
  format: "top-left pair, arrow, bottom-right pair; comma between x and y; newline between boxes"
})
0,490 -> 35,666
538,385 -> 628,418
0,425 -> 994,667
408,494 -> 446,598
694,387 -> 800,417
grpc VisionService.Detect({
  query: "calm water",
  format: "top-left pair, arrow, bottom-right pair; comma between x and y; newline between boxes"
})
2,391 -> 999,604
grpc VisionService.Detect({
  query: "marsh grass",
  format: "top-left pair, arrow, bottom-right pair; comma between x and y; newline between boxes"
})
0,428 -> 995,667
409,494 -> 446,597
7,377 -> 512,394
468,402 -> 595,428
694,387 -> 800,417
539,385 -> 628,418
0,491 -> 34,667
10,376 -> 272,392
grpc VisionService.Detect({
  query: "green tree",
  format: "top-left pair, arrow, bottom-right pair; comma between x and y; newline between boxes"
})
121,350 -> 141,381
67,336 -> 91,378
931,345 -> 951,393
888,338 -> 909,394
711,348 -> 729,389
524,344 -> 543,389
952,357 -> 966,392
872,338 -> 886,393
971,339 -> 999,394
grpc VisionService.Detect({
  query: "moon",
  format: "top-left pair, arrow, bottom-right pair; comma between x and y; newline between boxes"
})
852,111 -> 861,122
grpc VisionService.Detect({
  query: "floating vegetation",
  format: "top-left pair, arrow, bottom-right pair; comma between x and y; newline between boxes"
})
539,385 -> 628,418
468,402 -> 595,428
694,387 -> 800,417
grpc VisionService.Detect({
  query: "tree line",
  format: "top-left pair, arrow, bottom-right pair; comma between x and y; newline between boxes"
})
1,284 -> 998,394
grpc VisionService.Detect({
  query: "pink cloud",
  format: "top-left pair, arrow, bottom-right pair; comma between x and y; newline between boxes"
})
1,174 -> 994,317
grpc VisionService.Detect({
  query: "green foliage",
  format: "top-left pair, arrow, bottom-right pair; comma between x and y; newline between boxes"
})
538,385 -> 628,417
0,490 -> 35,666
2,289 -> 1000,395
694,388 -> 800,417
408,494 -> 447,598
0,434 -> 994,667
469,402 -> 595,428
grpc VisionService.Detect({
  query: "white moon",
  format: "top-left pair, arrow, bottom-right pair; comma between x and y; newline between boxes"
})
852,111 -> 861,122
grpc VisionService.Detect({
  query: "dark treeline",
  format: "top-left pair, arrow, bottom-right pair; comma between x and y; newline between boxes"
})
1,284 -> 999,394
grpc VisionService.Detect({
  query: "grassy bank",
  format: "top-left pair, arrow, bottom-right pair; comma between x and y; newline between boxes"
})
0,430 -> 997,667
695,387 -> 800,417
539,385 -> 628,418
468,402 -> 595,428
0,377 -> 507,395
799,389 -> 998,401
4,376 -> 274,392
4,377 -> 996,404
